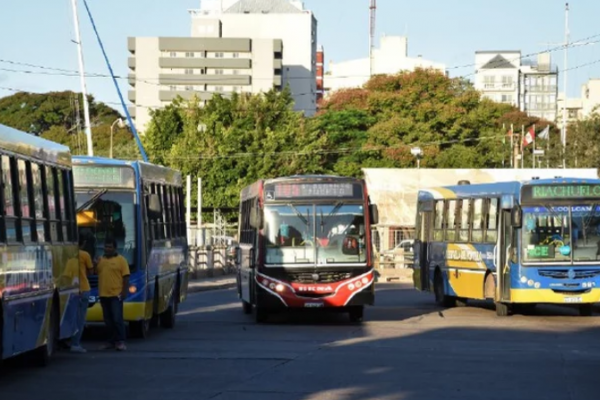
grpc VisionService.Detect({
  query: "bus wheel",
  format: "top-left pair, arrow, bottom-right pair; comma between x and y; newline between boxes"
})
129,319 -> 150,339
160,298 -> 176,329
242,301 -> 252,314
495,302 -> 512,317
35,300 -> 58,367
579,304 -> 593,316
434,271 -> 456,307
255,306 -> 268,323
348,306 -> 364,323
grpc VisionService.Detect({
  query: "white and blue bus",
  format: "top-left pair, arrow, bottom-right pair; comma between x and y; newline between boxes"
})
1,123 -> 80,365
72,157 -> 189,337
413,177 -> 600,316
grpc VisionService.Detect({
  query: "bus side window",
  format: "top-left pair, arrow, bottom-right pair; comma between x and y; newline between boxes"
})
445,200 -> 457,242
31,163 -> 45,243
472,199 -> 483,243
17,159 -> 33,242
485,198 -> 499,243
458,199 -> 470,242
0,155 -> 18,242
433,200 -> 444,241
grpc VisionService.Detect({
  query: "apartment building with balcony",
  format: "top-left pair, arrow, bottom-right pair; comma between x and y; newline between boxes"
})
127,37 -> 282,132
474,51 -> 558,122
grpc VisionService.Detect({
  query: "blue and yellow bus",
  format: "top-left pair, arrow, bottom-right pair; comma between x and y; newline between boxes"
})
72,157 -> 189,338
1,123 -> 80,365
413,177 -> 600,316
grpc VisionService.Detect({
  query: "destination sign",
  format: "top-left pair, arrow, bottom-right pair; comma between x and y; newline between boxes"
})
73,165 -> 135,188
265,183 -> 363,200
522,184 -> 600,202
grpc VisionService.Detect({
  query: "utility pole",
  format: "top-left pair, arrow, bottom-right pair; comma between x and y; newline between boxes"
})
561,2 -> 569,169
369,0 -> 376,77
70,0 -> 94,156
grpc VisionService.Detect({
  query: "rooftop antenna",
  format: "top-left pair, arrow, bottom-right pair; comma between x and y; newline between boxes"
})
69,0 -> 94,156
369,0 -> 376,77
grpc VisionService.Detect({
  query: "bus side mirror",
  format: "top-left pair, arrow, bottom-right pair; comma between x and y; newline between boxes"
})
250,207 -> 263,230
148,194 -> 162,217
369,204 -> 379,225
511,206 -> 522,228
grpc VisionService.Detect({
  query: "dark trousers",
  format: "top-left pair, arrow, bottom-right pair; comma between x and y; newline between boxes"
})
100,296 -> 126,344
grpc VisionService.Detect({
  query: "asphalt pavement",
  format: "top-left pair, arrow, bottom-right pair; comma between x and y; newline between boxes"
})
2,280 -> 600,400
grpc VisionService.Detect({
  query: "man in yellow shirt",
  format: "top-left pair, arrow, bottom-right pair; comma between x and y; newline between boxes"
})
97,238 -> 130,351
70,235 -> 94,353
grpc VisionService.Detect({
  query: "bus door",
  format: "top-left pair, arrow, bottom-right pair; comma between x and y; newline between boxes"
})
496,209 -> 512,302
414,206 -> 432,291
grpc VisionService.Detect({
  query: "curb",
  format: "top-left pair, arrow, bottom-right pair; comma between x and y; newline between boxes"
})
187,280 -> 237,293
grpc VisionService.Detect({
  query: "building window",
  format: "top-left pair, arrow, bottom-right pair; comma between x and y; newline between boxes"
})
215,69 -> 224,75
232,70 -> 239,75
185,69 -> 194,75
185,86 -> 194,91
185,52 -> 194,58
483,75 -> 495,89
215,86 -> 223,92
170,52 -> 177,58
169,85 -> 177,91
232,86 -> 239,92
233,53 -> 239,58
215,52 -> 224,58
501,94 -> 513,104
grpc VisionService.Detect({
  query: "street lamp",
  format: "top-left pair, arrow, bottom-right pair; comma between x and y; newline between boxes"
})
411,147 -> 423,169
110,118 -> 126,159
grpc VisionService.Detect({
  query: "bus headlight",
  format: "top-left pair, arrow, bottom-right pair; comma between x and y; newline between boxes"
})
275,284 -> 284,292
129,285 -> 137,294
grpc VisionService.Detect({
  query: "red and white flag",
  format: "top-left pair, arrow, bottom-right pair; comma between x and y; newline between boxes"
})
523,126 -> 535,147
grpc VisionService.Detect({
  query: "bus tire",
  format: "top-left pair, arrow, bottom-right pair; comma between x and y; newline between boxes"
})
348,306 -> 364,323
579,304 -> 593,316
160,297 -> 176,329
129,319 -> 150,339
242,301 -> 252,314
150,280 -> 160,329
434,270 -> 456,307
495,302 -> 512,317
34,296 -> 59,367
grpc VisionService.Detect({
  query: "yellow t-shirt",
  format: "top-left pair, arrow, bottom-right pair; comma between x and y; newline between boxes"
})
78,250 -> 93,292
97,254 -> 130,297
61,257 -> 80,288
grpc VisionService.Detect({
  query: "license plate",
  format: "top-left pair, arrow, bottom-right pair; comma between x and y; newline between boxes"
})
304,302 -> 324,308
564,296 -> 583,303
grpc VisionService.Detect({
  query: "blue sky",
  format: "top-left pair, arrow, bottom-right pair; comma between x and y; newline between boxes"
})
1,0 -> 598,109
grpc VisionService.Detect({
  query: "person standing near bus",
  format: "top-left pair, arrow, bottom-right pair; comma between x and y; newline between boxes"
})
97,238 -> 130,351
70,235 -> 94,353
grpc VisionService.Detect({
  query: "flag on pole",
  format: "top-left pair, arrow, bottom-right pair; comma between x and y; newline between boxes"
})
523,126 -> 535,147
538,125 -> 550,140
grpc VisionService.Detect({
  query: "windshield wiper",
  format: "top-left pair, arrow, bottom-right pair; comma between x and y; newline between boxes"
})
77,189 -> 108,213
288,204 -> 309,226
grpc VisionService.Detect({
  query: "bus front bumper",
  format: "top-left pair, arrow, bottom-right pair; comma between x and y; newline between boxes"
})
510,288 -> 600,304
85,301 -> 150,322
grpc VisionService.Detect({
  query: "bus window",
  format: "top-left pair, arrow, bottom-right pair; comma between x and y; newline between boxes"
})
485,199 -> 498,243
1,155 -> 17,242
433,201 -> 444,241
17,159 -> 32,242
264,204 -> 315,264
315,204 -> 367,264
472,199 -> 483,242
31,163 -> 45,242
445,201 -> 457,242
459,199 -> 470,242
45,167 -> 59,242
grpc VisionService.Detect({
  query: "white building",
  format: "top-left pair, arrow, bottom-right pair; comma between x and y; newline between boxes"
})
190,0 -> 317,115
128,0 -> 317,133
474,51 -> 558,122
324,35 -> 446,95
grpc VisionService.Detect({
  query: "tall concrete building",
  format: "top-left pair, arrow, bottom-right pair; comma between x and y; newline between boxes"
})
128,0 -> 317,132
474,51 -> 558,122
324,36 -> 446,95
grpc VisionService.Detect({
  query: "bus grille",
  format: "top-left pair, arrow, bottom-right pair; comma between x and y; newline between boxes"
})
286,271 -> 353,284
538,270 -> 600,279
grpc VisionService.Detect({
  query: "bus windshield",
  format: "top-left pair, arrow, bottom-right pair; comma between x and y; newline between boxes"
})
76,191 -> 137,270
264,203 -> 367,265
522,204 -> 600,264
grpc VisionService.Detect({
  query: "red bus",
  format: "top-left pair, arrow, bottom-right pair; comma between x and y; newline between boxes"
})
236,175 -> 379,323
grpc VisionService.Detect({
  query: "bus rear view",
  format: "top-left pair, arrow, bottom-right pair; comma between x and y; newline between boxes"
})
237,175 -> 378,323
